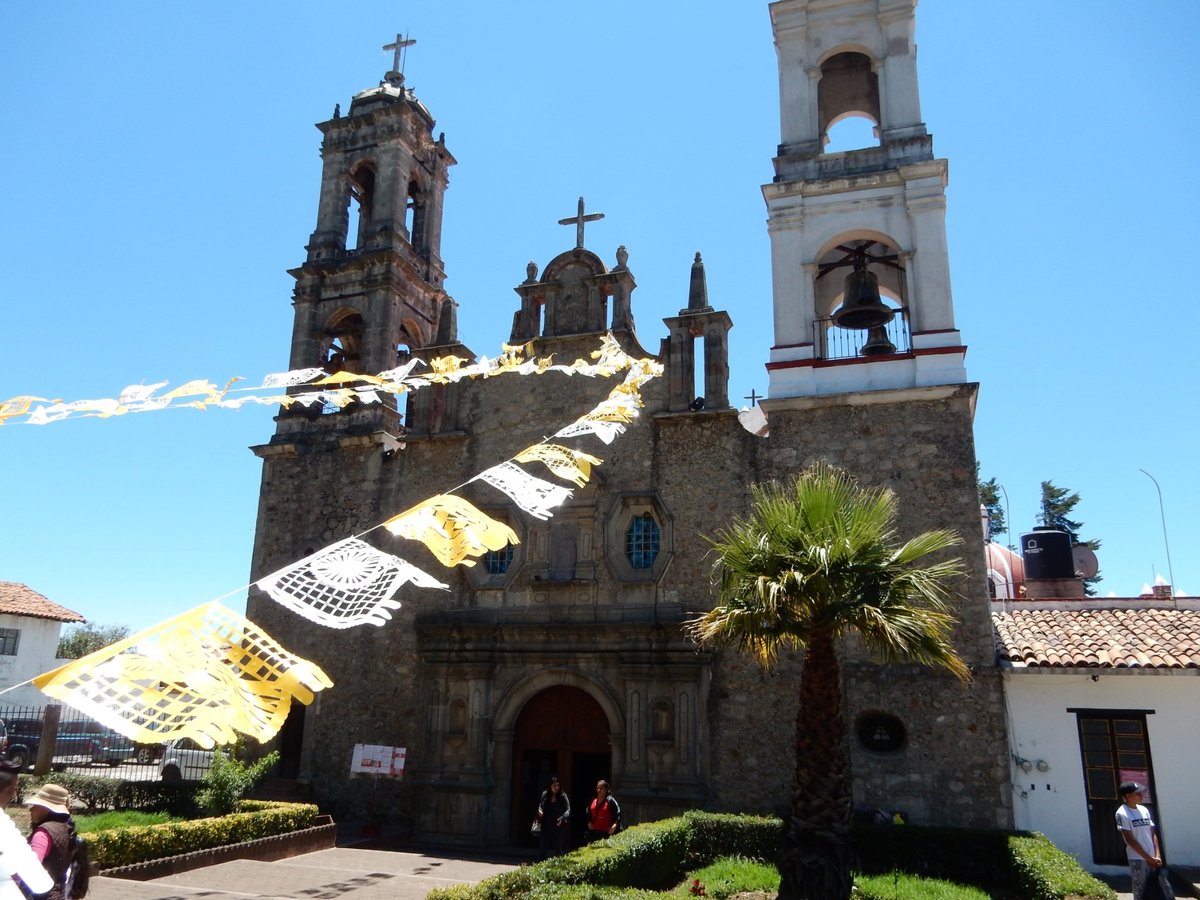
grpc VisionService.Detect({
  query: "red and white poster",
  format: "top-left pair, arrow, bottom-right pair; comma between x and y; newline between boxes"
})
351,743 -> 407,778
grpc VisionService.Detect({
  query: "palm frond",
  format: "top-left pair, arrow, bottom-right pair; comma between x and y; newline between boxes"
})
690,462 -> 970,680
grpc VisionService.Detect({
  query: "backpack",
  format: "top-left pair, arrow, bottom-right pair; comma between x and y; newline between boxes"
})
64,833 -> 89,900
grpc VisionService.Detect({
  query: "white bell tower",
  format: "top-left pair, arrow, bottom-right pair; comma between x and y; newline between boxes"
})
764,0 -> 966,399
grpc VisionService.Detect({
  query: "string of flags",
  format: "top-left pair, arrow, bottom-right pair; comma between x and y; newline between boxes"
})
0,335 -> 638,427
34,603 -> 334,749
24,336 -> 664,750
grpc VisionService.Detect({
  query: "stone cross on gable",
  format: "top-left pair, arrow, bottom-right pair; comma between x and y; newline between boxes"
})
383,33 -> 416,75
558,196 -> 605,249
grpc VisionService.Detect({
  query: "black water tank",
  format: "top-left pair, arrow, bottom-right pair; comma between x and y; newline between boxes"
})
1021,528 -> 1074,579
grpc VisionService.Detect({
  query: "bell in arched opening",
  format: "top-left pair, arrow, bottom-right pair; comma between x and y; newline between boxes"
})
832,258 -> 895,331
860,324 -> 897,356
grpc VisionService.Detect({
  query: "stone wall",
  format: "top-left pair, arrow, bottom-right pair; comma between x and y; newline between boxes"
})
246,336 -> 1012,838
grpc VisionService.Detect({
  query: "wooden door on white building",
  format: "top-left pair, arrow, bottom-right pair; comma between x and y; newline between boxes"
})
1073,710 -> 1160,866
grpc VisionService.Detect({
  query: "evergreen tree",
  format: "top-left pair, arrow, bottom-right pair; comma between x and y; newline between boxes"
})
56,623 -> 130,659
977,470 -> 1007,545
1040,481 -> 1102,595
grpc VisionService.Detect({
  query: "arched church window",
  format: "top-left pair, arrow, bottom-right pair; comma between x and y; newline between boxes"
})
347,164 -> 376,251
625,513 -> 660,569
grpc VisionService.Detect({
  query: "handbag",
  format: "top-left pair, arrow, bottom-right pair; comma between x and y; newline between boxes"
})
530,818 -> 542,836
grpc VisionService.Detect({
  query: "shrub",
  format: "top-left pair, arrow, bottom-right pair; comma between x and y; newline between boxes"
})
86,800 -> 319,869
682,811 -> 781,867
1007,833 -> 1115,900
197,749 -> 280,816
428,814 -> 1121,900
21,773 -> 201,815
851,824 -> 1016,885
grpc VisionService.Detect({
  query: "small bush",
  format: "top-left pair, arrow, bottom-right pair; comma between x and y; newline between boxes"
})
1008,833 -> 1115,900
197,750 -> 279,816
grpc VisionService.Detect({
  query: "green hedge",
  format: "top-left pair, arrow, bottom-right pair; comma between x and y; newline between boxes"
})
86,800 -> 320,869
428,813 -> 1113,900
21,773 -> 201,816
1008,833 -> 1116,900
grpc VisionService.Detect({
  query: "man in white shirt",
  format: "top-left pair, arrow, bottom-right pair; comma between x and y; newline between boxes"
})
1115,780 -> 1169,900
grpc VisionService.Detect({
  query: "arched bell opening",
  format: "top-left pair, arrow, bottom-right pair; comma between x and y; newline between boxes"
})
322,311 -> 364,374
813,237 -> 909,361
818,51 -> 881,151
345,163 -> 376,251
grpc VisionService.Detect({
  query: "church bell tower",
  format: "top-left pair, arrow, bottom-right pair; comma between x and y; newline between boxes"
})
764,0 -> 965,399
277,48 -> 457,437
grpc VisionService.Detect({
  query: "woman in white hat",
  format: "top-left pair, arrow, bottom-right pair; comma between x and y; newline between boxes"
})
26,784 -> 84,900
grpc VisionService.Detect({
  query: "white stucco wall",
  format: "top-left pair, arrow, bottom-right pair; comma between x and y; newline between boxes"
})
0,613 -> 62,708
1004,669 -> 1200,872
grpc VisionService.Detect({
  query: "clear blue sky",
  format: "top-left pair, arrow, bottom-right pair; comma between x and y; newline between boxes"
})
3,2 -> 1198,633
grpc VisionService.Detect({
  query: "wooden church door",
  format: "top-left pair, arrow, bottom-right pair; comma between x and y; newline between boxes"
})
512,686 -> 611,849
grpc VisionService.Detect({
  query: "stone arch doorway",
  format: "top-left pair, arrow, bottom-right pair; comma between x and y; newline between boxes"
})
512,685 -> 611,849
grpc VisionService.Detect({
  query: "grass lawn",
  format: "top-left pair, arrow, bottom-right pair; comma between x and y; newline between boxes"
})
674,858 -> 989,900
75,810 -> 182,832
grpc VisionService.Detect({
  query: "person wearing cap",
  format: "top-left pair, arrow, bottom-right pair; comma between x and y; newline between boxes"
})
26,784 -> 79,900
1115,781 -> 1169,900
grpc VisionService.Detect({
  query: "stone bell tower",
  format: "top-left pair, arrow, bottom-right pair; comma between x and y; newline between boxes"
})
764,0 -> 965,399
755,0 -> 1013,828
277,49 -> 457,437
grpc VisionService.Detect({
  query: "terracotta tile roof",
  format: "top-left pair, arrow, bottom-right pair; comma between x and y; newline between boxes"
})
0,582 -> 85,623
993,603 -> 1200,669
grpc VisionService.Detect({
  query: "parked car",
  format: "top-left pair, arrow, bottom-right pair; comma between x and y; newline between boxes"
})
1,717 -> 135,769
0,719 -> 8,760
158,737 -> 215,781
88,728 -> 135,766
133,741 -> 166,764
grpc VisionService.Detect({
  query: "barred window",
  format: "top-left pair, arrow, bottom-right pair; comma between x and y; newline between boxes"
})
625,514 -> 660,569
484,545 -> 513,575
0,628 -> 20,656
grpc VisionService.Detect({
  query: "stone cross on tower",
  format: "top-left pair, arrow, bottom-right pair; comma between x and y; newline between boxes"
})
383,33 -> 416,77
557,196 -> 604,249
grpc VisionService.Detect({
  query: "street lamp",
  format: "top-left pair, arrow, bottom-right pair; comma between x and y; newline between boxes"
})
1138,469 -> 1175,601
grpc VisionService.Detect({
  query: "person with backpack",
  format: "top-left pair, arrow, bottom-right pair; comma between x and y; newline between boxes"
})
26,784 -> 88,900
584,779 -> 621,844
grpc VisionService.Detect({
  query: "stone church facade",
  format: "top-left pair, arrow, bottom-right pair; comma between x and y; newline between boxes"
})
246,0 -> 1014,845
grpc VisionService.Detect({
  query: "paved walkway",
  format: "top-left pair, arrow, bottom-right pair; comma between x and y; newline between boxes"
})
87,847 -> 517,900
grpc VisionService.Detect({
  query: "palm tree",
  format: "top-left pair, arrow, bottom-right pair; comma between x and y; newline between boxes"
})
686,462 -> 971,900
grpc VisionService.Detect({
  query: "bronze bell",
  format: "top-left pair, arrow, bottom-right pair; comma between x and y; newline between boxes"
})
860,324 -> 897,356
832,262 -> 895,330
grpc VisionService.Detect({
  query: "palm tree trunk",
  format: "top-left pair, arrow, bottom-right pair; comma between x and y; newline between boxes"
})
777,627 -> 853,900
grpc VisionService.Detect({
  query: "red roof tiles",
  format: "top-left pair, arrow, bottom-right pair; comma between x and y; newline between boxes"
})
0,582 -> 85,623
993,604 -> 1200,669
